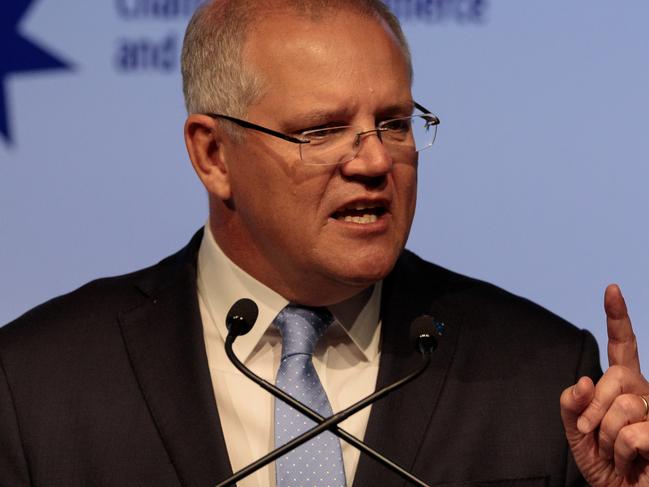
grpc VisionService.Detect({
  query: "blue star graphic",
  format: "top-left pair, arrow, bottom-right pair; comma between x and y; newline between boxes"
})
1,0 -> 70,144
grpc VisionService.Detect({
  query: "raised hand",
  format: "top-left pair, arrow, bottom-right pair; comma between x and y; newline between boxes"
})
560,284 -> 649,485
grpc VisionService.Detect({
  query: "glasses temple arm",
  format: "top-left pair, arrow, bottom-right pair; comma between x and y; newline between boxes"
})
205,113 -> 308,144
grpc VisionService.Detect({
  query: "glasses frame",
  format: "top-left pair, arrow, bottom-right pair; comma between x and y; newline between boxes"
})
204,102 -> 439,148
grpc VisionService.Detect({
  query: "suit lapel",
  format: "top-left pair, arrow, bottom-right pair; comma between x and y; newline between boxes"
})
353,252 -> 461,487
118,232 -> 233,487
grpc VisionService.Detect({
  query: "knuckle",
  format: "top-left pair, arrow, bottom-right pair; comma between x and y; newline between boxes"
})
607,365 -> 626,380
618,426 -> 639,447
615,394 -> 637,415
588,397 -> 605,414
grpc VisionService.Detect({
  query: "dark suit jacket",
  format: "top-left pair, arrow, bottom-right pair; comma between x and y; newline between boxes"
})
0,231 -> 601,487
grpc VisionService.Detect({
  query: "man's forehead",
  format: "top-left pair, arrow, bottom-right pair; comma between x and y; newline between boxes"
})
242,9 -> 401,63
239,16 -> 412,128
242,12 -> 409,89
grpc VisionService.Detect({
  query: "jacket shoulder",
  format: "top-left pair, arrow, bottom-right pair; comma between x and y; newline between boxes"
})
394,249 -> 597,349
0,230 -> 202,352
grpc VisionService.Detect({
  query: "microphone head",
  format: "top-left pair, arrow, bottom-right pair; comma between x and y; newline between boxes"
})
409,315 -> 442,355
226,298 -> 259,338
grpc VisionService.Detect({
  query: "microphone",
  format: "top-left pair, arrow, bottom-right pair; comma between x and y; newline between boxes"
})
217,299 -> 440,487
225,297 -> 258,337
410,315 -> 440,355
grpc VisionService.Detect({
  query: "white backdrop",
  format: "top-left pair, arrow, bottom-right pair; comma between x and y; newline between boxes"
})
2,0 -> 648,368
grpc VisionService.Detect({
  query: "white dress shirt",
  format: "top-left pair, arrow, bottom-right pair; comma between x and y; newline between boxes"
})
197,225 -> 382,486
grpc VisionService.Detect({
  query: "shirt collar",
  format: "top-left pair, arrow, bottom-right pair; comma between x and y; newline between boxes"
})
197,224 -> 381,363
329,281 -> 382,362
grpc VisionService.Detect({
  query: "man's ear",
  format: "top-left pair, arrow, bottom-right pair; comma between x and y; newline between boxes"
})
184,114 -> 232,200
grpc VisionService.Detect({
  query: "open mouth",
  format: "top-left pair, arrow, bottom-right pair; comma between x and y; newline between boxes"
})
331,203 -> 387,224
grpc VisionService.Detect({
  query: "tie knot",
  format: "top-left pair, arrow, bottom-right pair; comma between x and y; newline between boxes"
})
274,305 -> 333,359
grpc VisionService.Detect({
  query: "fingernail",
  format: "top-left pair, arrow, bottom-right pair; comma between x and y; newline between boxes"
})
577,416 -> 590,433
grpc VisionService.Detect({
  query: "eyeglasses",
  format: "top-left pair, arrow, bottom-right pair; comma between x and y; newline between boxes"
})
204,102 -> 439,166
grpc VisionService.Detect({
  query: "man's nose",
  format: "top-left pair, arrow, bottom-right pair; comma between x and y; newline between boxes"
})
340,130 -> 392,179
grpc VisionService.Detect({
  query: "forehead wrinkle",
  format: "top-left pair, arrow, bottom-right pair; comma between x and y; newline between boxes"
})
289,98 -> 414,128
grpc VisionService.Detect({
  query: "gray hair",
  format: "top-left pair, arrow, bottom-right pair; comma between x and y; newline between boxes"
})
181,0 -> 412,125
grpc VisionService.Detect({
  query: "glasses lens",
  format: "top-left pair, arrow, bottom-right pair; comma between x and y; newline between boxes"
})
299,114 -> 438,165
381,115 -> 437,153
299,126 -> 356,166
415,115 -> 438,152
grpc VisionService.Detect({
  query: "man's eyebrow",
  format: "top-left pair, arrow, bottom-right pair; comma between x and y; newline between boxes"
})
291,107 -> 355,125
289,101 -> 416,127
378,100 -> 416,117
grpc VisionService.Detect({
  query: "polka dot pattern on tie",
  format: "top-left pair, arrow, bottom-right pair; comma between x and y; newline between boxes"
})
274,305 -> 346,487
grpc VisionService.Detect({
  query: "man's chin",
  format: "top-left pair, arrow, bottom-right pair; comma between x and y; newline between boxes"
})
324,251 -> 401,288
282,242 -> 404,305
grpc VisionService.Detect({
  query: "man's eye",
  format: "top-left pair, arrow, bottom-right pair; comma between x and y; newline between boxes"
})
381,119 -> 411,132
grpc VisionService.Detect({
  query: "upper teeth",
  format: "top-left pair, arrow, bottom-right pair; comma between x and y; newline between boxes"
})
343,214 -> 378,223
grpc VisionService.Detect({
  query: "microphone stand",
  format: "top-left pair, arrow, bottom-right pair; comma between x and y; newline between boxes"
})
216,333 -> 432,487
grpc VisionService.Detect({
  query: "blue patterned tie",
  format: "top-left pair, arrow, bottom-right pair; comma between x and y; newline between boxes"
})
274,305 -> 346,487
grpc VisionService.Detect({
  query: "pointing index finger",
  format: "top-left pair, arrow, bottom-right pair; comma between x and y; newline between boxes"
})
605,283 -> 640,372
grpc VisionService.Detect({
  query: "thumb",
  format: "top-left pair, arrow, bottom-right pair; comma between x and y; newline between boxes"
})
560,376 -> 595,442
560,378 -> 622,486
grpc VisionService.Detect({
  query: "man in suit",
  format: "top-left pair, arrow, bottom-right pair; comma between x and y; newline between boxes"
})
2,1 -> 649,486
